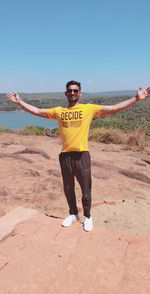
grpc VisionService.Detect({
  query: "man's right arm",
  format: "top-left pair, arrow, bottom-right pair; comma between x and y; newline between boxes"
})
6,93 -> 49,118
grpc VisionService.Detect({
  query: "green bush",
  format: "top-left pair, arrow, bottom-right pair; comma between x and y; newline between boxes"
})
51,128 -> 60,136
91,115 -> 150,135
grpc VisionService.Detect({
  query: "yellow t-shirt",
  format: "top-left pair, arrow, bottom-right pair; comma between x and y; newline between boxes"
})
45,104 -> 104,152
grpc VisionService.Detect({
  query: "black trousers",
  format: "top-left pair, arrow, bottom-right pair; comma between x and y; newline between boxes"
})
59,151 -> 92,218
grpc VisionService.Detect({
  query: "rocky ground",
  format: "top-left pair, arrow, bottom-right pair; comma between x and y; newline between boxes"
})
1,132 -> 150,293
1,132 -> 150,235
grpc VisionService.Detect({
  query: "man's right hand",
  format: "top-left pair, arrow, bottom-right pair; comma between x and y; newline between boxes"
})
6,92 -> 47,117
6,93 -> 21,104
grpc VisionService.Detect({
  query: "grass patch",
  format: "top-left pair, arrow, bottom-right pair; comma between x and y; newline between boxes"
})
18,125 -> 45,136
0,128 -> 16,134
1,125 -> 150,152
126,128 -> 149,151
89,127 -> 150,151
89,128 -> 127,144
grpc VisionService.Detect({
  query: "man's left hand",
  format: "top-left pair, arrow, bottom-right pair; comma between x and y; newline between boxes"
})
136,87 -> 150,100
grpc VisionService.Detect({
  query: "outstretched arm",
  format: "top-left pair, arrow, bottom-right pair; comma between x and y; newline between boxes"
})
100,87 -> 150,115
6,93 -> 49,118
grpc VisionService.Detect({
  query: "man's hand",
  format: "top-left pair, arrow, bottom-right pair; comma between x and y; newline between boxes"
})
6,92 -> 47,117
6,93 -> 21,104
136,87 -> 150,101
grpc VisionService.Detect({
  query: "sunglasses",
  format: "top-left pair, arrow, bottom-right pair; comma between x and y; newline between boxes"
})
67,89 -> 79,94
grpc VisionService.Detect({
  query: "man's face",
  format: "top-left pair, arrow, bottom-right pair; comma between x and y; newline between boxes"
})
65,84 -> 80,104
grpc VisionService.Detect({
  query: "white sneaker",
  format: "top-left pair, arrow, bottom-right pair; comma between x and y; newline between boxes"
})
84,216 -> 93,232
62,214 -> 79,227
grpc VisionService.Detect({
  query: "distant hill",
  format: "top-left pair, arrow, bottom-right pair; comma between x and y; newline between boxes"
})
0,90 -> 137,111
91,90 -> 136,97
0,90 -> 135,101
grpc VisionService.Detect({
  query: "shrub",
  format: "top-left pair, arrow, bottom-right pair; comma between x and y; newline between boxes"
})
89,128 -> 126,144
19,125 -> 45,136
45,128 -> 60,137
51,128 -> 60,136
0,128 -> 15,134
126,128 -> 147,151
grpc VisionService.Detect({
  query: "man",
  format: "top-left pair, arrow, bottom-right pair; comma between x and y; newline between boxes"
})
7,81 -> 150,231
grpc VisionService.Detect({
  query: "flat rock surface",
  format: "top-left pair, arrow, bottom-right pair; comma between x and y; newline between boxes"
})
0,206 -> 37,241
0,208 -> 150,294
0,133 -> 150,293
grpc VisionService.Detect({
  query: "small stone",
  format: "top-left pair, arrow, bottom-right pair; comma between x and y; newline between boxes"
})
104,220 -> 109,223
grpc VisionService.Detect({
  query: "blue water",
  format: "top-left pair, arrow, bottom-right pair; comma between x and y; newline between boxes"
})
0,111 -> 56,129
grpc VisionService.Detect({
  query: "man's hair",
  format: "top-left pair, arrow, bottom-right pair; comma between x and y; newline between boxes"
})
66,80 -> 81,91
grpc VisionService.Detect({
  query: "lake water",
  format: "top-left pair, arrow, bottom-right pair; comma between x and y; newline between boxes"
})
0,111 -> 56,129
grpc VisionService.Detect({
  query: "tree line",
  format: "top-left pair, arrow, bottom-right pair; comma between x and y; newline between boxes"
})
1,94 -> 150,135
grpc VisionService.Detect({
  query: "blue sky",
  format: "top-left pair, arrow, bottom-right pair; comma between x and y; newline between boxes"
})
0,0 -> 150,93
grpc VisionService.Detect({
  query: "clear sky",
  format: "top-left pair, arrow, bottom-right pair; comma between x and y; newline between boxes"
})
0,0 -> 150,93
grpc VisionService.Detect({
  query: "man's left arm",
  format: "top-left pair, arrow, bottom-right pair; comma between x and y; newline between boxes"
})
99,87 -> 150,116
